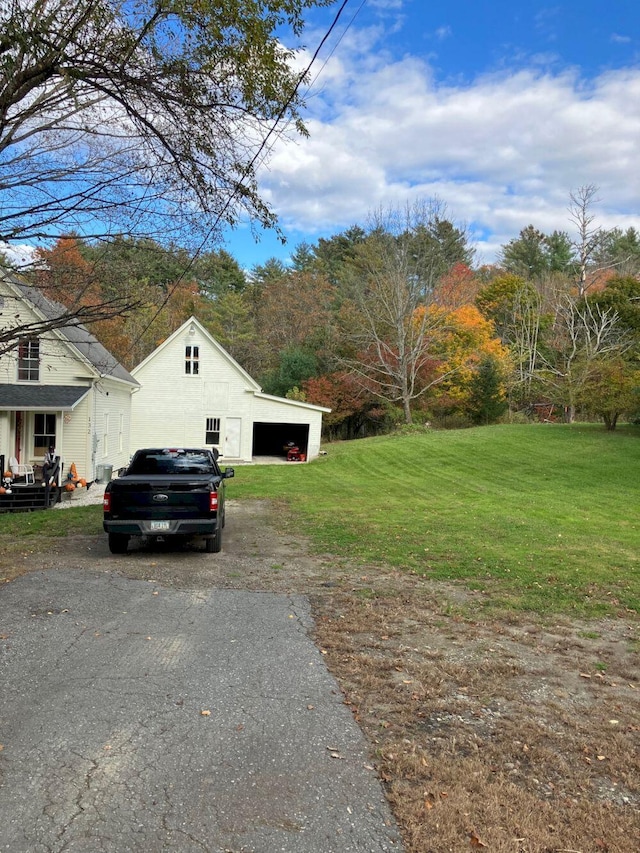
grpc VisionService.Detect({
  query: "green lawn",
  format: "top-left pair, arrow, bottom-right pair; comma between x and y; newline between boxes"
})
1,424 -> 638,618
229,424 -> 640,617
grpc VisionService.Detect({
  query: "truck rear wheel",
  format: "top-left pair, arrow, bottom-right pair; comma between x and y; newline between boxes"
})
205,527 -> 222,553
108,533 -> 129,554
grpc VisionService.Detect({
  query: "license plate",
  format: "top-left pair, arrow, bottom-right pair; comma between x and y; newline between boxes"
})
150,520 -> 170,531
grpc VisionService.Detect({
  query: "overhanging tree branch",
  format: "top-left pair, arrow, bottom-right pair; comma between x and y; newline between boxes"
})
0,0 -> 334,249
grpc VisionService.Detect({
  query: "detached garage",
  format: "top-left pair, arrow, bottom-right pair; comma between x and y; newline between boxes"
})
129,317 -> 329,462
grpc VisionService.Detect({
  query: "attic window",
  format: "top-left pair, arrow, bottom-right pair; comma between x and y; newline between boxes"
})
18,337 -> 40,381
185,344 -> 199,375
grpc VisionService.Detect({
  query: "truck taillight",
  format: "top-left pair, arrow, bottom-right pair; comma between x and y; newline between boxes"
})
209,490 -> 219,512
103,492 -> 111,512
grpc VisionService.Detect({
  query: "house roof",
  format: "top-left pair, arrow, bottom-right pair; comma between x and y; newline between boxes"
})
0,384 -> 90,411
1,272 -> 138,387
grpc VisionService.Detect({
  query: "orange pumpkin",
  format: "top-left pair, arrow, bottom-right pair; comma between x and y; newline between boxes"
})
4,470 -> 12,479
0,486 -> 6,494
78,478 -> 87,487
64,482 -> 75,492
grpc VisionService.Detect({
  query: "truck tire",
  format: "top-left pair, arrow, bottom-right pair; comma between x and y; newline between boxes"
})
108,533 -> 129,554
205,527 -> 222,553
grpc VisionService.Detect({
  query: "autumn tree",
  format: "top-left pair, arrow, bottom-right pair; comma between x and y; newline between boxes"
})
254,268 -> 336,375
576,358 -> 640,430
476,273 -> 543,403
1,235 -> 140,361
535,295 -> 633,422
423,304 -> 510,421
433,263 -> 482,309
34,237 -> 100,308
337,201 -> 472,423
302,372 -> 381,440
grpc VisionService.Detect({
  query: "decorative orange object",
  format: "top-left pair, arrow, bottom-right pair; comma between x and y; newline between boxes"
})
4,471 -> 12,479
64,482 -> 76,492
78,478 -> 87,487
0,486 -> 6,494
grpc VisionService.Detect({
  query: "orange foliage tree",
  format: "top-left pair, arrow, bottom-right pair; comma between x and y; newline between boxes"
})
416,304 -> 511,418
433,263 -> 482,309
302,372 -> 382,440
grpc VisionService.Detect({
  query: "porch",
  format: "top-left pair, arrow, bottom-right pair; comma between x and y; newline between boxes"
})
0,482 -> 60,512
0,453 -> 61,512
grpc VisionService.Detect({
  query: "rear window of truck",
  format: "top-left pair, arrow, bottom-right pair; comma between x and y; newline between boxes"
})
127,450 -> 216,476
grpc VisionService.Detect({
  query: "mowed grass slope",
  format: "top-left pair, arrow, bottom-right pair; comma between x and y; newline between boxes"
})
230,424 -> 639,617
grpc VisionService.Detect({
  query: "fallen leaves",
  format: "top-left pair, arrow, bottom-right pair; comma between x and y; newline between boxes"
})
326,746 -> 345,760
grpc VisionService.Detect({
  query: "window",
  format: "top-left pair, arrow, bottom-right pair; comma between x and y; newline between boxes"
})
18,338 -> 40,381
205,417 -> 220,445
185,345 -> 199,375
34,413 -> 56,456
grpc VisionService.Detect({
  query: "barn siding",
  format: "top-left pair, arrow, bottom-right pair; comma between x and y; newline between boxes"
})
130,318 -> 328,461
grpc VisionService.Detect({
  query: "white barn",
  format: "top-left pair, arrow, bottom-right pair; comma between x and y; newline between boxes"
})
0,270 -> 139,482
130,317 -> 329,461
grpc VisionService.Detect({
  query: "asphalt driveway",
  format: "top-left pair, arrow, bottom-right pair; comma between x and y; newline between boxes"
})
0,510 -> 402,852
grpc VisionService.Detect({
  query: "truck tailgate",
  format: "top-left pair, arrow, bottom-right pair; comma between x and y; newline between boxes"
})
107,477 -> 216,519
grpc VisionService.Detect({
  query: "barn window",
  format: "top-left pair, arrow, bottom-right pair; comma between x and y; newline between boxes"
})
185,345 -> 199,375
18,337 -> 40,381
205,417 -> 220,444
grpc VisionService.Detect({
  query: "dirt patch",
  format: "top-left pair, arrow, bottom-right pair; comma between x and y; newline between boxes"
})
2,499 -> 638,853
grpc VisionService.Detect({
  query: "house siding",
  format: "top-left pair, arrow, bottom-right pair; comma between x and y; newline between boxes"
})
0,274 -> 138,481
58,394 -> 91,481
90,381 -> 133,477
130,317 -> 329,462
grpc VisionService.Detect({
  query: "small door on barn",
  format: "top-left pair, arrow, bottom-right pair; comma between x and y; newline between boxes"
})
224,417 -> 241,458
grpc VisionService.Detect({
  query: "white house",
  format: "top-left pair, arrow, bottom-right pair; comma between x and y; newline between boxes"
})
0,270 -> 139,481
130,317 -> 330,461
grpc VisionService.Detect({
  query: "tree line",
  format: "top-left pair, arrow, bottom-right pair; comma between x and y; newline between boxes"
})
2,2 -> 638,437
9,190 -> 639,437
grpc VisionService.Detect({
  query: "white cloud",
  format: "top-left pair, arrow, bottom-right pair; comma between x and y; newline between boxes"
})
435,26 -> 452,41
258,45 -> 640,261
0,242 -> 37,268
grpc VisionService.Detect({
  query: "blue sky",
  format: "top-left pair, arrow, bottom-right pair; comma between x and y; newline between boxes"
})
224,0 -> 640,270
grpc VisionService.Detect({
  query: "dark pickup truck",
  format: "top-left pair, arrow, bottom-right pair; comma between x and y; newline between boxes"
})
103,447 -> 234,554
